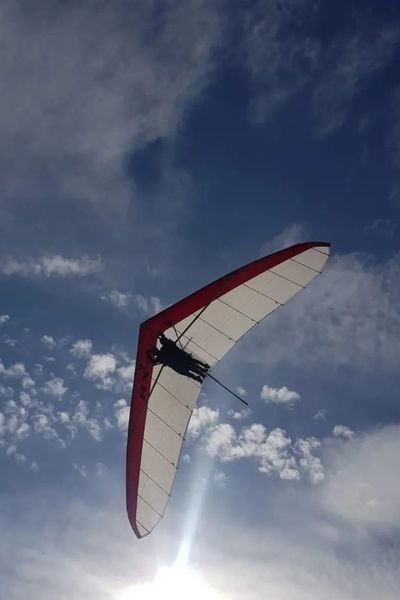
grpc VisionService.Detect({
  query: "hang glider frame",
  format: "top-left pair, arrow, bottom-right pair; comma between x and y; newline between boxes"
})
126,241 -> 331,538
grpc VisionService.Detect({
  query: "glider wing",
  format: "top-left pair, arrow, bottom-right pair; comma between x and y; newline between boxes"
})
127,242 -> 330,537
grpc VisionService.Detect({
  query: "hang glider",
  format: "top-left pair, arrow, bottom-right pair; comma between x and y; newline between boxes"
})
126,241 -> 330,538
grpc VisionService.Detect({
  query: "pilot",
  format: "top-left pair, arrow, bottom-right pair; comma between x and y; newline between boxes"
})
147,333 -> 209,383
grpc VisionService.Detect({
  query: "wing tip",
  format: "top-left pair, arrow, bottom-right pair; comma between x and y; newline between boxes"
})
127,510 -> 149,540
264,241 -> 331,259
296,240 -> 330,249
289,240 -> 331,255
311,241 -> 331,254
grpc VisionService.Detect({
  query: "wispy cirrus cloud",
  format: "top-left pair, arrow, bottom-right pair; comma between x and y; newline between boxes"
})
113,399 -> 130,433
0,255 -> 101,277
101,289 -> 163,316
321,425 -> 400,533
312,26 -> 399,135
243,0 -> 319,122
249,248 -> 400,371
364,217 -> 397,238
260,223 -> 307,255
101,289 -> 132,309
0,0 -> 222,214
133,294 -> 163,316
242,2 -> 399,138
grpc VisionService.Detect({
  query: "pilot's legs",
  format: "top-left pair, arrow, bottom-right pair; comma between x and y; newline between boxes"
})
192,374 -> 204,383
192,358 -> 209,370
190,359 -> 209,375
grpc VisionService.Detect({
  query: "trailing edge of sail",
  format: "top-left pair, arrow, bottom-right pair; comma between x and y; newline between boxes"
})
126,242 -> 330,537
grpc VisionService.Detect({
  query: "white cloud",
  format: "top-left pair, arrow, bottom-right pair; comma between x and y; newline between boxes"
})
321,425 -> 400,532
205,422 -> 236,458
66,363 -> 77,376
22,376 -> 36,393
33,413 -> 65,447
19,392 -> 36,408
313,410 -> 326,421
261,384 -> 301,406
0,314 -> 10,326
188,406 -> 220,439
73,463 -> 87,479
0,384 -> 15,399
40,335 -> 56,350
0,402 -> 30,445
0,359 -> 27,378
2,335 -> 16,347
70,339 -> 93,359
115,363 -> 135,392
70,338 -> 134,392
295,437 -> 324,484
236,386 -> 247,397
42,377 -> 67,399
332,424 -> 354,440
203,421 -> 323,483
213,469 -> 227,486
133,294 -> 163,316
114,399 -> 130,433
228,408 -> 251,421
57,412 -> 70,425
6,444 -> 26,464
71,401 -> 103,441
85,354 -> 117,379
101,289 -> 132,309
207,424 -> 300,480
0,331 -> 137,459
84,353 -> 116,389
13,422 -> 31,442
1,255 -> 101,277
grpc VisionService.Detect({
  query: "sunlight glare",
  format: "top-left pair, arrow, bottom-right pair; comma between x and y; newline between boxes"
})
116,564 -> 224,600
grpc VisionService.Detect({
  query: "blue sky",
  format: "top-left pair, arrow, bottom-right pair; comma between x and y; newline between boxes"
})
1,1 -> 400,598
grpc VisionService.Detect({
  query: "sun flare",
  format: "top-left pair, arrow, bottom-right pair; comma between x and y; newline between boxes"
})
116,564 -> 224,600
